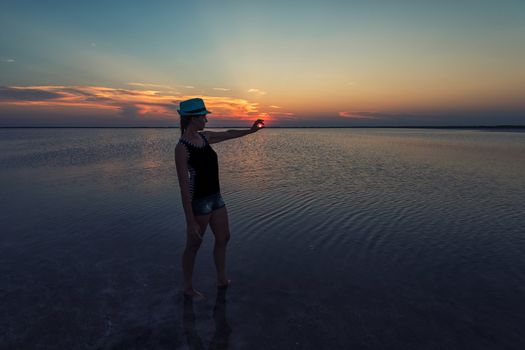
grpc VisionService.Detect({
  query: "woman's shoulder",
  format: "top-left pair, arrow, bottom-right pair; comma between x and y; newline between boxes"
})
179,132 -> 207,147
175,141 -> 189,152
178,137 -> 194,147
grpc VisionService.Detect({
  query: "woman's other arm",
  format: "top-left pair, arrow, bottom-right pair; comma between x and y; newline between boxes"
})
175,144 -> 202,239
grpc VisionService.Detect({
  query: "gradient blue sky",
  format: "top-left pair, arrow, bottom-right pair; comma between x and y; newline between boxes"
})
1,0 -> 524,126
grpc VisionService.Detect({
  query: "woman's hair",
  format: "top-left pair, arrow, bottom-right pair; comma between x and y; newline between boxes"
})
180,115 -> 192,134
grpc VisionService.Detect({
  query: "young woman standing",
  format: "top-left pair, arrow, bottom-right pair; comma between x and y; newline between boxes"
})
175,98 -> 264,299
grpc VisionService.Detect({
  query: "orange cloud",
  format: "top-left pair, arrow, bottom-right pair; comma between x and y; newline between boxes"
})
247,88 -> 267,96
0,85 -> 278,122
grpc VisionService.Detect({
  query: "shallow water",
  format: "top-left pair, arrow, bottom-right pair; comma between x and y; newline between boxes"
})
1,128 -> 525,349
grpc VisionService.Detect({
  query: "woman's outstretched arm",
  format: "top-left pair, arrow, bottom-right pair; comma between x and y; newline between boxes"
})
203,119 -> 264,144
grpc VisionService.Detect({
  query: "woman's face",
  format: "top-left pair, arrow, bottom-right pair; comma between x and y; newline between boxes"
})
191,114 -> 208,130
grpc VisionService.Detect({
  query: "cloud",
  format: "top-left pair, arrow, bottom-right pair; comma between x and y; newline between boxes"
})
339,111 -> 396,119
247,88 -> 267,96
0,85 -> 270,125
3,86 -> 524,127
0,86 -> 63,101
339,111 -> 428,124
178,85 -> 195,89
269,105 -> 281,109
213,87 -> 231,91
0,58 -> 15,63
128,82 -> 174,90
119,104 -> 141,119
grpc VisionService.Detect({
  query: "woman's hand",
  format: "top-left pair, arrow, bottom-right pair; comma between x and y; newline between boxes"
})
251,119 -> 265,132
187,220 -> 202,240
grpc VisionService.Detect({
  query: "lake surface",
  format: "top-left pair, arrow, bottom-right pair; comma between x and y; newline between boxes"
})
1,128 -> 525,349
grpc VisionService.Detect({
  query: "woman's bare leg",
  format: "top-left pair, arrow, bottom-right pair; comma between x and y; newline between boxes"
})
209,206 -> 231,286
182,213 -> 211,297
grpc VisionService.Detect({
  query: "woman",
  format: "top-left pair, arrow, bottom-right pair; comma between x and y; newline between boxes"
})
175,98 -> 264,299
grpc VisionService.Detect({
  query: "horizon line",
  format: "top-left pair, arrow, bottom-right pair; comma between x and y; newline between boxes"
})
1,125 -> 524,129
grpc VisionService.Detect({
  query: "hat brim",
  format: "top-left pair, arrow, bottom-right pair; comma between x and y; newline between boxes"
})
178,110 -> 212,116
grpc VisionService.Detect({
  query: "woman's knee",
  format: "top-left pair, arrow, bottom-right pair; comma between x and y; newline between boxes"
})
185,239 -> 203,253
215,231 -> 230,246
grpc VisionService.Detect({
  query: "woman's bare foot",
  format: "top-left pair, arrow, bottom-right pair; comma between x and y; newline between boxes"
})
217,279 -> 232,289
184,289 -> 205,300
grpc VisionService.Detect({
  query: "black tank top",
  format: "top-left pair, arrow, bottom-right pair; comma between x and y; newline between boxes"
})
178,132 -> 220,200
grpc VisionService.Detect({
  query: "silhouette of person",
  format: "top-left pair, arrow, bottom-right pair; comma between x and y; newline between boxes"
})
175,97 -> 264,299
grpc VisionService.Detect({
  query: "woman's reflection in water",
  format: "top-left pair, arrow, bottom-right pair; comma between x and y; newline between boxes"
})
183,288 -> 232,350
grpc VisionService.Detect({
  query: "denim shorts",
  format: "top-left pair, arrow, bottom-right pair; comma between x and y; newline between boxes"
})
192,193 -> 226,216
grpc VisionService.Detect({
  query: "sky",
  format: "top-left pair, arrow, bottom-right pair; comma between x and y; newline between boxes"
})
1,0 -> 524,127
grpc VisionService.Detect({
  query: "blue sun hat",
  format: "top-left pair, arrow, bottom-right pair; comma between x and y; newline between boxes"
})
178,98 -> 212,116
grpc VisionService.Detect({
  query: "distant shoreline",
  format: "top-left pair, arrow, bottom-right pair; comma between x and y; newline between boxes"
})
1,125 -> 524,130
